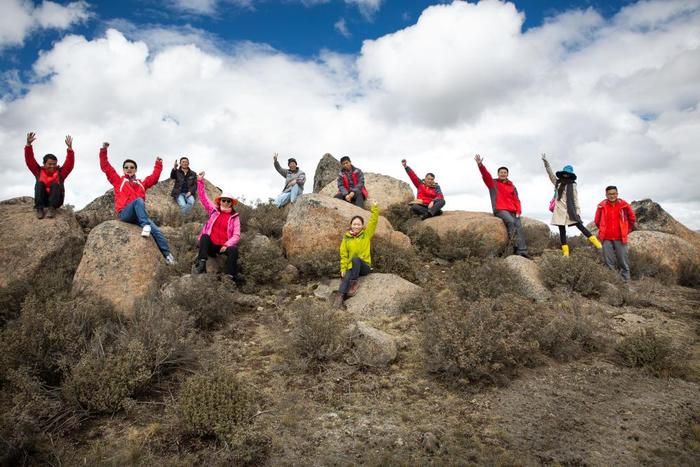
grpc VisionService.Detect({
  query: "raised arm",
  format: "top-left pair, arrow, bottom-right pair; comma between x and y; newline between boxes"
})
60,135 -> 75,179
99,143 -> 121,186
365,203 -> 380,239
142,157 -> 163,189
273,153 -> 287,178
404,165 -> 422,189
542,154 -> 556,185
24,132 -> 40,176
196,174 -> 216,213
475,154 -> 494,189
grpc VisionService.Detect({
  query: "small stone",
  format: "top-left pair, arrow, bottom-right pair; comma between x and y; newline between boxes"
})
421,432 -> 439,453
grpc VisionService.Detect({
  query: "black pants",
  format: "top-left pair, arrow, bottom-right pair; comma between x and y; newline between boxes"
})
411,198 -> 445,218
339,256 -> 371,295
335,191 -> 365,208
198,234 -> 238,276
34,181 -> 63,209
558,223 -> 592,246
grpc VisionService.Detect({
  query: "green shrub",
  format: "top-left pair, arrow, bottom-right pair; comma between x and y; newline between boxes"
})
435,230 -> 493,261
628,250 -> 675,284
238,234 -> 287,290
448,258 -> 521,301
248,201 -> 288,238
540,250 -> 615,297
166,274 -> 240,330
371,236 -> 419,282
384,203 -> 417,235
615,328 -> 687,377
678,260 -> 700,289
0,293 -> 117,386
286,298 -> 350,370
521,224 -> 556,257
408,225 -> 441,257
536,300 -> 603,360
62,337 -> 151,414
176,368 -> 257,444
234,199 -> 254,233
290,250 -> 339,279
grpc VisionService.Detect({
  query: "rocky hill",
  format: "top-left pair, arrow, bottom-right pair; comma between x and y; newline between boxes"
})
1,155 -> 699,465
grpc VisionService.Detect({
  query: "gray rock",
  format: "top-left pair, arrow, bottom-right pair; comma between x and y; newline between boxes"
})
504,255 -> 551,302
279,263 -> 300,284
343,273 -> 423,317
319,172 -> 414,212
349,321 -> 398,367
313,153 -> 340,193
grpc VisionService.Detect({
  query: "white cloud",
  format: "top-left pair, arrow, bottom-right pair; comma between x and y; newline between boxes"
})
334,17 -> 351,38
1,0 -> 699,230
0,0 -> 90,49
345,0 -> 383,19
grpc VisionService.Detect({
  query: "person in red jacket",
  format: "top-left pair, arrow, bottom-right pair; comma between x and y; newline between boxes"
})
99,142 -> 174,265
401,159 -> 445,219
24,132 -> 75,219
594,186 -> 636,281
474,154 -> 529,258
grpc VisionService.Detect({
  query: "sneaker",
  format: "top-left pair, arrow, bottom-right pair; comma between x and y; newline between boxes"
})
164,253 -> 176,265
194,259 -> 207,274
141,224 -> 152,237
35,207 -> 45,219
46,207 -> 56,219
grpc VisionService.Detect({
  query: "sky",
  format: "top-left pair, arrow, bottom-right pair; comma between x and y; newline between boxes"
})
1,0 -> 699,229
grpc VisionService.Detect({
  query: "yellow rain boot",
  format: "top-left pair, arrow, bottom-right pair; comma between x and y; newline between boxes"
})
561,244 -> 570,257
588,235 -> 602,249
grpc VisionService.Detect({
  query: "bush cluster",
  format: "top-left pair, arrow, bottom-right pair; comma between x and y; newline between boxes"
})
423,293 -> 603,386
166,274 -> 240,330
448,258 -> 522,301
286,298 -> 351,370
176,367 -> 257,443
384,203 -> 417,235
615,328 -> 687,377
628,250 -> 675,284
521,224 -> 556,256
290,250 -> 339,279
370,236 -> 419,282
238,234 -> 287,290
247,201 -> 288,238
412,229 -> 494,261
540,249 -> 617,297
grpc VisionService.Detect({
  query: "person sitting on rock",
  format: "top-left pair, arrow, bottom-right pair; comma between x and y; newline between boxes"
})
273,152 -> 305,208
99,142 -> 175,265
334,156 -> 368,208
474,154 -> 529,258
193,172 -> 241,279
170,156 -> 197,215
334,201 -> 379,309
402,158 -> 445,220
542,153 -> 602,256
24,132 -> 75,219
594,186 -> 636,281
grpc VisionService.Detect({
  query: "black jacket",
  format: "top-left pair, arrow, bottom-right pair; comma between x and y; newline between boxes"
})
170,168 -> 197,198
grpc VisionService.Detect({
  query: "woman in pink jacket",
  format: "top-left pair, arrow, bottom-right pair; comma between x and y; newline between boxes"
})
194,172 -> 241,278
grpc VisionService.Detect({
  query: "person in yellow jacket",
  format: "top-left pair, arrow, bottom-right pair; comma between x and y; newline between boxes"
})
334,202 -> 379,308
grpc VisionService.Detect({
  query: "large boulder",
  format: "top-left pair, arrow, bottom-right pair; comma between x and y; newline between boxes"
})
319,173 -> 414,211
415,211 -> 508,252
0,197 -> 84,289
342,273 -> 423,318
76,179 -> 222,229
520,216 -> 552,239
72,220 -> 164,316
503,255 -> 551,302
313,153 -> 341,193
631,199 -> 700,251
282,194 -> 410,260
628,230 -> 700,276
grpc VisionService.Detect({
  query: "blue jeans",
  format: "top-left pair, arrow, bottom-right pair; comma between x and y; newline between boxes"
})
118,198 -> 170,256
274,184 -> 302,208
176,193 -> 195,214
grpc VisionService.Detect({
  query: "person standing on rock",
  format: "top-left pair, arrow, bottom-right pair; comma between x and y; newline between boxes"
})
170,156 -> 197,215
594,186 -> 636,281
334,156 -> 367,208
273,152 -> 305,208
24,132 -> 75,219
334,201 -> 379,308
401,159 -> 445,220
193,172 -> 241,279
474,154 -> 529,258
542,153 -> 602,256
99,142 -> 175,265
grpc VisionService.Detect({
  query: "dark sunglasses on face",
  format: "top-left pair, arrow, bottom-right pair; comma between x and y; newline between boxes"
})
220,198 -> 233,203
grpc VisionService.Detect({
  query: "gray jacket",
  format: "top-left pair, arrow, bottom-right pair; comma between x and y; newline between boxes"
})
274,160 -> 306,193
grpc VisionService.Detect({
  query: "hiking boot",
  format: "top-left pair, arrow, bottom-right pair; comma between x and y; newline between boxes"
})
588,235 -> 602,249
35,207 -> 45,219
141,224 -> 152,237
46,207 -> 56,218
561,244 -> 570,257
332,292 -> 345,309
194,259 -> 207,274
346,280 -> 360,297
164,253 -> 176,265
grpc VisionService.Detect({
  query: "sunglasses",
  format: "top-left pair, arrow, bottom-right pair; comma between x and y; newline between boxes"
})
220,198 -> 233,203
